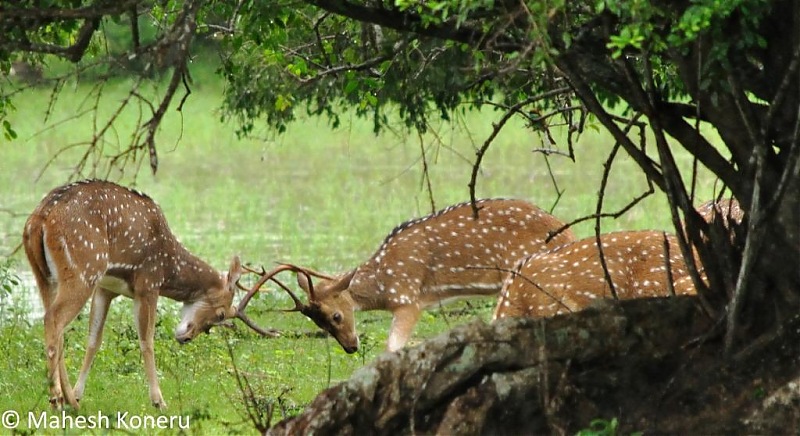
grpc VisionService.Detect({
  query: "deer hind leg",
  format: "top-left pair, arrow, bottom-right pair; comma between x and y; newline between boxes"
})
74,288 -> 116,401
43,277 -> 94,410
387,305 -> 422,352
133,293 -> 166,409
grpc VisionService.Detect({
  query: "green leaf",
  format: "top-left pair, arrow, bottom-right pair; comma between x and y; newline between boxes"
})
2,120 -> 16,141
344,79 -> 359,95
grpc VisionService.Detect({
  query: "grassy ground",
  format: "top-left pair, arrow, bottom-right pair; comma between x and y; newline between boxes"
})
0,61 -> 724,433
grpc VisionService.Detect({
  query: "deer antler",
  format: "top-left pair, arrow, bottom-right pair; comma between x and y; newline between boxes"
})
235,263 -> 322,336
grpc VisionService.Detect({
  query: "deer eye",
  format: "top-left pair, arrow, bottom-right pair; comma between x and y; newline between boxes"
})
217,312 -> 226,322
332,312 -> 343,323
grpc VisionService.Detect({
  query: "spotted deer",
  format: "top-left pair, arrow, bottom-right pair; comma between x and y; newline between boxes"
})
22,179 -> 255,410
493,230 -> 697,320
694,198 -> 744,226
241,199 -> 575,353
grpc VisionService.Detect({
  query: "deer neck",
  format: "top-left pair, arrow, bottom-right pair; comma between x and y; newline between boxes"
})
153,244 -> 222,303
342,264 -> 386,311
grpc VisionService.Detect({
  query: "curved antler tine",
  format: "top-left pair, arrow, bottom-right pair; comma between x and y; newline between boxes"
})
235,263 -> 305,337
235,267 -> 273,310
241,264 -> 267,275
236,311 -> 280,337
236,264 -> 266,291
236,264 -> 300,309
267,276 -> 307,312
278,262 -> 337,281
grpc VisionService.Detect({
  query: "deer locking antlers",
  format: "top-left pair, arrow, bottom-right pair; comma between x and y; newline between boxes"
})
235,263 -> 335,338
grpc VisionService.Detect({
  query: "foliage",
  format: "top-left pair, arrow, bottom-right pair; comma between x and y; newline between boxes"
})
577,417 -> 643,436
0,258 -> 22,324
576,417 -> 620,436
216,1 -> 567,137
0,258 -> 18,294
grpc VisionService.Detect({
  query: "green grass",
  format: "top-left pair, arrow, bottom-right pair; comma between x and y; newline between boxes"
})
0,62 -> 725,433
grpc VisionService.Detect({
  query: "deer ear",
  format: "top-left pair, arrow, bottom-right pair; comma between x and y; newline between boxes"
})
297,271 -> 312,293
328,269 -> 356,294
226,256 -> 242,291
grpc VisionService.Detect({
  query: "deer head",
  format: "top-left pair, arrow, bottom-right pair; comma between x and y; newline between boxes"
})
236,264 -> 360,353
294,270 -> 359,353
174,256 -> 242,343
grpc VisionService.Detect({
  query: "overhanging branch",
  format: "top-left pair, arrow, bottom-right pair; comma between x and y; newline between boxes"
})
306,0 -> 522,50
0,0 -> 142,21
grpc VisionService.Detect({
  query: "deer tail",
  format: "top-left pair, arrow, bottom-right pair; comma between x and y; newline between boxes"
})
22,214 -> 53,300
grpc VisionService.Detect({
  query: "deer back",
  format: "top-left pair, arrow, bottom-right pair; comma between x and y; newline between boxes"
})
354,199 -> 575,307
695,198 -> 743,226
493,230 -> 696,320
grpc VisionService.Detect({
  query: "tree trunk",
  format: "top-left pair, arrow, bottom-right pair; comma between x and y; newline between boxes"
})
266,297 -> 800,435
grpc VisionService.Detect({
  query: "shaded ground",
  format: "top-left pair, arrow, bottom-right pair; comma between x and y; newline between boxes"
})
266,297 -> 800,435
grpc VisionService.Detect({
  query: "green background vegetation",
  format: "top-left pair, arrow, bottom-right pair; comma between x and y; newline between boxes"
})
0,58 -> 721,433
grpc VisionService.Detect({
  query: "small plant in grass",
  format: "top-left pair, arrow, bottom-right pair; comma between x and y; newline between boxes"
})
577,417 -> 642,436
224,332 -> 291,434
0,258 -> 24,324
357,331 -> 377,366
576,418 -> 619,436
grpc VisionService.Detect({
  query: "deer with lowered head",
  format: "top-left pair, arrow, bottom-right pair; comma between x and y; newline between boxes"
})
492,230 -> 698,320
22,179 -> 262,410
241,199 -> 575,353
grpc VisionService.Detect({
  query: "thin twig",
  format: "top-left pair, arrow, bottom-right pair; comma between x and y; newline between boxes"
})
468,90 -> 570,218
417,130 -> 436,214
541,154 -> 564,214
545,186 -> 654,244
313,12 -> 333,68
594,141 -> 622,300
663,232 -> 677,297
470,265 -> 574,313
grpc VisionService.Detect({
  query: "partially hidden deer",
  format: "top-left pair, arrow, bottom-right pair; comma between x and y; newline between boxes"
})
492,230 -> 698,320
694,198 -> 744,226
22,179 -> 258,410
691,197 -> 744,242
240,199 -> 575,353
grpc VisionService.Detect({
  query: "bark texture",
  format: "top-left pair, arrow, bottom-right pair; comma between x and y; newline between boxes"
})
267,296 -> 800,434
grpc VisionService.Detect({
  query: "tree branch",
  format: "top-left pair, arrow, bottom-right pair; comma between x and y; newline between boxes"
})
67,16 -> 100,62
556,56 -> 666,192
0,0 -> 142,21
306,0 -> 522,51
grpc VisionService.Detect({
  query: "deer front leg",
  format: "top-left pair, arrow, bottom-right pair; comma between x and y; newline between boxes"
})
133,294 -> 166,409
387,305 -> 422,352
74,288 -> 116,401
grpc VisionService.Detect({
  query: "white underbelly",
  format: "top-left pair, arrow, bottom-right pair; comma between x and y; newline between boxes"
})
421,283 -> 501,308
98,275 -> 134,298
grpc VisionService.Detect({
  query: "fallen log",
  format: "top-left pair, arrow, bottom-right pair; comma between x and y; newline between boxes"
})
268,297 -> 723,435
